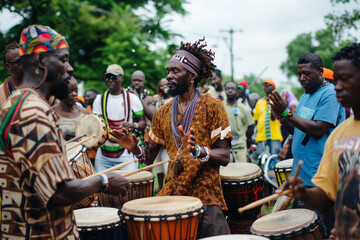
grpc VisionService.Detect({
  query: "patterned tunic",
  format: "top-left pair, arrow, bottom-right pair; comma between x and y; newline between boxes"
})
147,94 -> 232,210
0,77 -> 15,108
0,89 -> 79,239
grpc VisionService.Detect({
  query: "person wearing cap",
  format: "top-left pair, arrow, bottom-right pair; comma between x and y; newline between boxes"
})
224,81 -> 254,162
0,25 -> 129,239
0,41 -> 23,107
92,64 -> 146,171
268,53 -> 345,238
253,80 -> 283,157
236,80 -> 252,111
323,67 -> 335,84
109,38 -> 233,238
207,68 -> 226,101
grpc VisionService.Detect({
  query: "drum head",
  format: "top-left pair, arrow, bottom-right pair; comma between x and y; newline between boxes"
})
220,162 -> 262,181
66,144 -> 86,162
75,114 -> 107,149
251,209 -> 317,236
275,159 -> 293,169
75,207 -> 120,227
121,196 -> 204,221
271,195 -> 292,213
114,170 -> 154,183
201,234 -> 269,239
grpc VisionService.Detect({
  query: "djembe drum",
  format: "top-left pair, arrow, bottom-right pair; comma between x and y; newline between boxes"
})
66,143 -> 98,208
251,209 -> 323,240
120,196 -> 206,240
220,162 -> 265,234
75,114 -> 108,150
274,159 -> 293,187
99,170 -> 154,208
74,207 -> 127,240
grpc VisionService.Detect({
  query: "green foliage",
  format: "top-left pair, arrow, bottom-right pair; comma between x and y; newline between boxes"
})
280,27 -> 357,79
0,0 -> 186,91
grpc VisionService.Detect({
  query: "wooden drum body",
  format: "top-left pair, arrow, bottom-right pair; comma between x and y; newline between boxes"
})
274,159 -> 293,187
76,114 -> 108,150
220,162 -> 265,217
251,209 -> 322,240
99,170 -> 154,208
66,143 -> 97,208
75,207 -> 126,240
120,196 -> 206,240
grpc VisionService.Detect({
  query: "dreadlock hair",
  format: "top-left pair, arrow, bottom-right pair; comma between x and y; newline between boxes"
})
332,43 -> 360,67
298,53 -> 323,70
3,41 -> 20,67
177,37 -> 216,85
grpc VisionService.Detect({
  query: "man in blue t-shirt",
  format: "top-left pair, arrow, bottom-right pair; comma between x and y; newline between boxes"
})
268,53 -> 345,237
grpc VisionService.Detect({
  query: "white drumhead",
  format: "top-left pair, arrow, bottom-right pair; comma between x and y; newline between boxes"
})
66,143 -> 85,162
251,209 -> 317,236
201,234 -> 269,240
220,162 -> 262,181
271,195 -> 291,213
75,207 -> 120,227
275,159 -> 293,169
114,170 -> 154,182
75,114 -> 107,148
121,196 -> 204,220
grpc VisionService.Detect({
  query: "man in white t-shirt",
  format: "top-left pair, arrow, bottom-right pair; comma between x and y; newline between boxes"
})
93,64 -> 146,171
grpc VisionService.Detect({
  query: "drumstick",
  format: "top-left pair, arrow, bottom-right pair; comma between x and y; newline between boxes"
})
122,160 -> 171,177
83,159 -> 136,179
65,134 -> 86,144
238,160 -> 303,213
66,135 -> 96,151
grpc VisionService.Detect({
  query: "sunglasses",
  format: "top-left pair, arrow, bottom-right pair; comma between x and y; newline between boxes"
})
7,59 -> 21,65
105,75 -> 119,81
265,83 -> 273,87
237,85 -> 244,90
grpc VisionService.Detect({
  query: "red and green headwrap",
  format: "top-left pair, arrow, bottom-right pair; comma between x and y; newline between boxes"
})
19,25 -> 69,56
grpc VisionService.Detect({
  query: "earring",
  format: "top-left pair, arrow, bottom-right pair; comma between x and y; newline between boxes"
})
35,67 -> 40,74
191,80 -> 194,84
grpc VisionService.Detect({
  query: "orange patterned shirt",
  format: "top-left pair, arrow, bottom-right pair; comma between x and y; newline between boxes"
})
147,93 -> 232,210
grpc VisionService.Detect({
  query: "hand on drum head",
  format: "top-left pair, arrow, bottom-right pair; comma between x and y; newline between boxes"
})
109,128 -> 139,152
275,176 -> 307,199
104,172 -> 130,196
178,125 -> 196,155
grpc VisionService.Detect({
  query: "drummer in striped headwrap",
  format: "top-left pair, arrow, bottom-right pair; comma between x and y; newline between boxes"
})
110,38 -> 233,238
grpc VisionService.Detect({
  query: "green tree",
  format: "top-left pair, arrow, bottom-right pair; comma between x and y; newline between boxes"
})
280,27 -> 355,79
0,0 -> 186,91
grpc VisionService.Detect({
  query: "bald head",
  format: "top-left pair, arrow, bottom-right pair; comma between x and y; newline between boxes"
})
131,70 -> 145,92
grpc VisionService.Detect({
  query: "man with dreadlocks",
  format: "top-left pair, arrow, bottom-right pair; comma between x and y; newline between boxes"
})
111,38 -> 232,238
277,43 -> 360,239
0,41 -> 23,107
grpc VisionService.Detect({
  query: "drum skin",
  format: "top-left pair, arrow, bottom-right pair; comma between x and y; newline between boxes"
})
251,209 -> 323,240
120,196 -> 206,240
75,114 -> 108,150
200,234 -> 269,239
74,207 -> 127,240
99,170 -> 154,208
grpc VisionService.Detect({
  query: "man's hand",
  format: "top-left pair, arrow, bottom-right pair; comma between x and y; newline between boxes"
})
268,90 -> 288,116
121,122 -> 135,131
178,125 -> 196,155
109,128 -> 139,153
275,176 -> 307,199
104,172 -> 130,196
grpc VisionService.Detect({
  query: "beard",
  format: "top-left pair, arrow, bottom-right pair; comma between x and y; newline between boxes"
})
169,73 -> 189,97
53,76 -> 70,100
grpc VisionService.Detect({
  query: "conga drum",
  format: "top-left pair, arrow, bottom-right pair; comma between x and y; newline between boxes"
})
66,143 -> 98,208
120,196 -> 206,240
274,159 -> 293,187
74,207 -> 126,240
75,114 -> 108,150
200,234 -> 269,239
220,162 -> 265,217
99,170 -> 154,208
251,209 -> 323,240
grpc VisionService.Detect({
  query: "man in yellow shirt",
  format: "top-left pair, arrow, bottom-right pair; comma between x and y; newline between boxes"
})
253,80 -> 283,156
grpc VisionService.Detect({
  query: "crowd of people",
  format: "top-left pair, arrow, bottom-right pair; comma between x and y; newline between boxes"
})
0,24 -> 359,239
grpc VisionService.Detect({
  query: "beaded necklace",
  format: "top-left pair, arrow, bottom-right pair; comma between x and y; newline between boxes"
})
171,89 -> 200,150
7,78 -> 16,96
